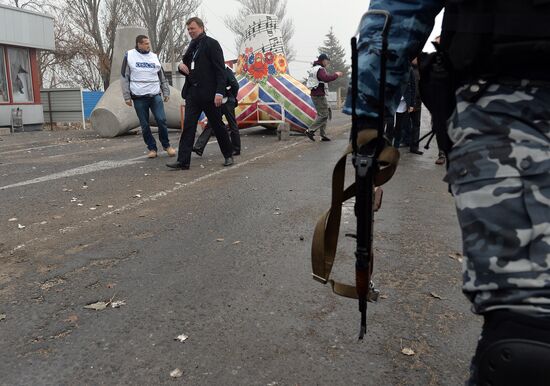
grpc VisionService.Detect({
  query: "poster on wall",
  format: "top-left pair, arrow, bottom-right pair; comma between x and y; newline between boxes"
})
8,47 -> 33,103
0,48 -> 8,102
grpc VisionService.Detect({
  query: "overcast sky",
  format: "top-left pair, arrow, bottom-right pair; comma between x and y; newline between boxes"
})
197,0 -> 444,80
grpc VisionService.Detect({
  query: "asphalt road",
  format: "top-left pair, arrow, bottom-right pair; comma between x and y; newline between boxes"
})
0,112 -> 480,385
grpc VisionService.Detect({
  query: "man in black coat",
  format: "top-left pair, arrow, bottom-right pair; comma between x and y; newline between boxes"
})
167,17 -> 234,170
193,66 -> 241,156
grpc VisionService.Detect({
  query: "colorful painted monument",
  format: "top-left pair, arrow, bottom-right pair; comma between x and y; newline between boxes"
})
234,14 -> 316,132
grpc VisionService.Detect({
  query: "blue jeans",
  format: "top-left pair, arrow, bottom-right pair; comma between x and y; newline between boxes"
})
133,94 -> 170,151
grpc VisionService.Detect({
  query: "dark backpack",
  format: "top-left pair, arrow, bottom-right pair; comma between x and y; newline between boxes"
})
442,0 -> 550,81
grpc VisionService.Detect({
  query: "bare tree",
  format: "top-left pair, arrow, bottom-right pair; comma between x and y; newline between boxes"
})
1,0 -> 43,11
59,0 -> 133,90
224,0 -> 295,61
127,0 -> 200,63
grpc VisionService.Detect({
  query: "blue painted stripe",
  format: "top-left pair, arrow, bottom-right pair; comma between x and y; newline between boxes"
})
258,88 -> 282,114
238,77 -> 249,88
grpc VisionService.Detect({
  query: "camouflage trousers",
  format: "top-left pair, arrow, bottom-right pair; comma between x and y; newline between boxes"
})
446,80 -> 550,315
310,95 -> 330,137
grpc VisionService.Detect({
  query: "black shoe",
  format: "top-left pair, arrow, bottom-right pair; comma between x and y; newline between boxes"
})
409,148 -> 424,155
321,136 -> 331,142
223,157 -> 234,167
304,130 -> 315,141
192,147 -> 203,157
233,150 -> 240,156
166,162 -> 189,170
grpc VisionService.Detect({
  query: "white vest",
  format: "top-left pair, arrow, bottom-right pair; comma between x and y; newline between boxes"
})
306,65 -> 326,91
127,49 -> 161,96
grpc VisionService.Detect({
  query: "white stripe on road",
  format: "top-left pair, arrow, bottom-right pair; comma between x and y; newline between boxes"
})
0,157 -> 145,190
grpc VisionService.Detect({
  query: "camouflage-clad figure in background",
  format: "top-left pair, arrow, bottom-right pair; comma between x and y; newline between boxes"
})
344,0 -> 550,384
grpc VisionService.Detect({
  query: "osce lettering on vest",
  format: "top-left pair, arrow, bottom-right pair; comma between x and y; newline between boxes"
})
127,49 -> 161,97
306,65 -> 327,94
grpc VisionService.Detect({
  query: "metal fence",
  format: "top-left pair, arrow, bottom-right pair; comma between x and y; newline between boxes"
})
40,88 -> 86,128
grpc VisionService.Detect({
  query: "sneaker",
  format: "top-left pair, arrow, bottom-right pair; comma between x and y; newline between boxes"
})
321,136 -> 331,142
435,153 -> 446,165
147,150 -> 157,158
164,146 -> 176,157
304,130 -> 315,141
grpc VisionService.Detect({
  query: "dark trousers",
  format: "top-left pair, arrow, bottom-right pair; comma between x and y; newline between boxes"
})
384,114 -> 395,143
177,94 -> 233,166
393,111 -> 410,148
409,108 -> 422,151
133,94 -> 170,151
194,101 -> 240,153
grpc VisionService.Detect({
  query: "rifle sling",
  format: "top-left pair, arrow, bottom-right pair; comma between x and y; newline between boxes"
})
311,129 -> 399,299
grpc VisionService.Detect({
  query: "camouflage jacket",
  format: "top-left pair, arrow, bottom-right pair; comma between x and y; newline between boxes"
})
342,0 -> 444,120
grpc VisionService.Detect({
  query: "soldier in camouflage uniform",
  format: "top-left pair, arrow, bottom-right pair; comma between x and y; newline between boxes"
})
344,1 -> 550,384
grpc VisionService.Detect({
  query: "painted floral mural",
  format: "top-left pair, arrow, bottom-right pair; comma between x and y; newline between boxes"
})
236,47 -> 289,83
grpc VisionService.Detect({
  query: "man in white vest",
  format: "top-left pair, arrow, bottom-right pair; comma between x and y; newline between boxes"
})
304,54 -> 343,141
121,35 -> 176,158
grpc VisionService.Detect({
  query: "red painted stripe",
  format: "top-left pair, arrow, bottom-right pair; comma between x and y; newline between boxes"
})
236,103 -> 257,121
237,81 -> 257,100
258,104 -> 282,120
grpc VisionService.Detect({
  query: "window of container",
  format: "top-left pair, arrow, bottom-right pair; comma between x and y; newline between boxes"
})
0,47 -> 9,103
8,47 -> 33,103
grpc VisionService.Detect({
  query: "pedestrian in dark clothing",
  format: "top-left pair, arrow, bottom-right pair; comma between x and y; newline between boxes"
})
193,66 -> 241,156
304,54 -> 343,141
388,66 -> 415,149
166,17 -> 234,170
408,58 -> 423,155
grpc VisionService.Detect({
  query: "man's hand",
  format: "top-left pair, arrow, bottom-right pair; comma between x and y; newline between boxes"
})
163,96 -> 170,103
408,106 -> 415,113
335,71 -> 344,77
214,94 -> 223,107
125,100 -> 133,107
178,63 -> 189,75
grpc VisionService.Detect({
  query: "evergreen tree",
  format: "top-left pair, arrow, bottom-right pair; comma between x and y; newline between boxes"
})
317,27 -> 350,96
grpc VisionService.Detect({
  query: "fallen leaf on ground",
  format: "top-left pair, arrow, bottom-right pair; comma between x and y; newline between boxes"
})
380,294 -> 389,300
84,301 -> 109,311
106,283 -> 116,289
111,300 -> 126,308
0,314 -> 6,321
133,194 -> 141,198
170,369 -> 183,378
448,252 -> 464,263
430,292 -> 444,300
401,347 -> 415,356
232,241 -> 241,245
64,315 -> 79,323
175,334 -> 188,342
8,218 -> 17,222
216,238 -> 224,242
17,224 -> 25,229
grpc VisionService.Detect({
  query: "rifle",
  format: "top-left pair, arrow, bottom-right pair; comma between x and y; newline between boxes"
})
311,10 -> 398,340
351,10 -> 392,339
